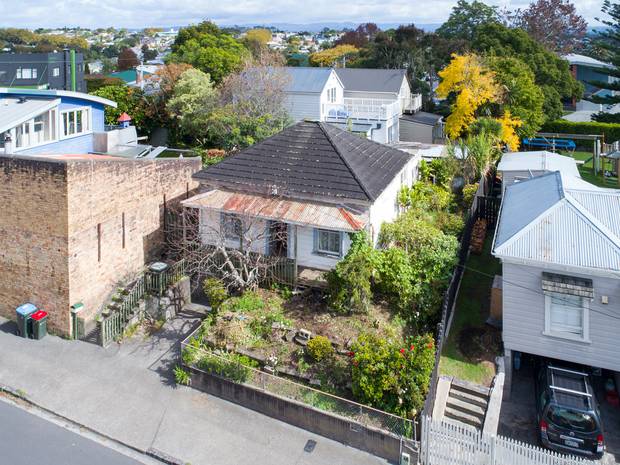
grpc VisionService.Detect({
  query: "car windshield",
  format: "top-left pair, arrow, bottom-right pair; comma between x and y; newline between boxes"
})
548,406 -> 597,433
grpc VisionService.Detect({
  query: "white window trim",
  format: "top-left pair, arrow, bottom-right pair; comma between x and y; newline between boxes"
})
11,108 -> 59,152
314,228 -> 343,257
60,106 -> 92,140
543,293 -> 591,344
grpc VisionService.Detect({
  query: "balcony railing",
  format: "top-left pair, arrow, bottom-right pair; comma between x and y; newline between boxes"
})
324,98 -> 402,121
402,93 -> 423,113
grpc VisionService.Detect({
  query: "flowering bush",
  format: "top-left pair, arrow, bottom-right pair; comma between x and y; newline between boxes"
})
350,333 -> 435,417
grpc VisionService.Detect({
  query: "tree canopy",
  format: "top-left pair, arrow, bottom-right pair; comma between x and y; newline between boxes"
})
472,22 -> 583,121
436,0 -> 500,42
117,48 -> 139,71
167,21 -> 249,83
309,44 -> 359,67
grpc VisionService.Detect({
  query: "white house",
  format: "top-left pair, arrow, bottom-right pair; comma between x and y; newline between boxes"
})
182,121 -> 419,274
282,67 -> 422,144
497,151 -> 595,193
492,171 -> 620,393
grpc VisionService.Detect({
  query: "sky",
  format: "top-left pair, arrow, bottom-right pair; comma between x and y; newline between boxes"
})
0,0 -> 607,29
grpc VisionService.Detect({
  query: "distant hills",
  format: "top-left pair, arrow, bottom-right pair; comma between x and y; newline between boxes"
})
160,22 -> 442,33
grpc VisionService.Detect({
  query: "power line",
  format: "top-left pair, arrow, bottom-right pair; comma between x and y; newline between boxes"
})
457,263 -> 620,322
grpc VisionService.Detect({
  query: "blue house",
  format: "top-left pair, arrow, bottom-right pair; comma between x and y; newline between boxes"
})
0,88 -> 116,156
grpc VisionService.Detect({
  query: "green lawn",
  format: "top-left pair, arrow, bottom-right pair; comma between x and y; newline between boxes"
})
439,236 -> 502,386
560,150 -> 619,188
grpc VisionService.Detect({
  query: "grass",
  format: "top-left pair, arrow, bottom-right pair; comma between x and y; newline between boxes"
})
560,150 -> 619,188
439,236 -> 501,386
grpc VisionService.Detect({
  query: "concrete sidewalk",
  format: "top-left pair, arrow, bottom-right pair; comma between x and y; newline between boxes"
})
0,312 -> 387,465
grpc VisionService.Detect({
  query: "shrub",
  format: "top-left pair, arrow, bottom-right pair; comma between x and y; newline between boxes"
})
196,351 -> 258,383
434,211 -> 465,237
307,336 -> 334,362
350,333 -> 435,417
540,120 -> 620,149
326,232 -> 376,314
174,365 -> 191,385
220,291 -> 265,313
375,247 -> 415,313
203,278 -> 228,312
462,183 -> 479,210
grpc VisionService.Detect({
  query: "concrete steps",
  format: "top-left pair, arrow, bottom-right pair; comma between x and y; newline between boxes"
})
444,378 -> 490,429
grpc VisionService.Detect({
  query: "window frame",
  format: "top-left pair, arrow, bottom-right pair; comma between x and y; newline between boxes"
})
60,106 -> 92,139
220,212 -> 243,242
543,292 -> 590,343
314,228 -> 343,257
52,67 -> 60,77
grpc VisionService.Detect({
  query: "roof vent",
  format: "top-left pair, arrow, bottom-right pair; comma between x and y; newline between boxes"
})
270,184 -> 279,196
17,97 -> 27,104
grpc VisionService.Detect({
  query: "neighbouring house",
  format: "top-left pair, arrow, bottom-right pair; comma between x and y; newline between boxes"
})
183,120 -> 419,275
106,65 -> 157,89
492,171 -> 620,394
563,53 -> 620,121
0,88 -> 165,158
497,151 -> 595,192
399,111 -> 445,145
0,50 -> 86,92
281,67 -> 422,144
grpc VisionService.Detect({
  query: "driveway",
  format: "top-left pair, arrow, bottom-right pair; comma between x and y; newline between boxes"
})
0,311 -> 387,465
499,354 -> 620,465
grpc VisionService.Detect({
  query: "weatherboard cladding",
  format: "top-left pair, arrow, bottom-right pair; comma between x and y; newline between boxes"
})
195,121 -> 412,204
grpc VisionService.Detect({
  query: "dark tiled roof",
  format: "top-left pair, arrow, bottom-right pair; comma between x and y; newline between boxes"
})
335,68 -> 407,94
195,121 -> 412,203
400,111 -> 443,126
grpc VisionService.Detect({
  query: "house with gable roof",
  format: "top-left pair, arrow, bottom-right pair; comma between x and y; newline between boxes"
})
492,171 -> 620,388
183,120 -> 419,274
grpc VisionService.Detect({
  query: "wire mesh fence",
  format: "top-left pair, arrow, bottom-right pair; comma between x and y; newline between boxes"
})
180,331 -> 416,439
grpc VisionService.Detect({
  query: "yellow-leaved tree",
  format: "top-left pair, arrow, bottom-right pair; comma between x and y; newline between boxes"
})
309,45 -> 359,67
436,53 -> 522,151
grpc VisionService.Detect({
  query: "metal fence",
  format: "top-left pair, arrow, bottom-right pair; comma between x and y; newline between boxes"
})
181,331 -> 416,439
99,259 -> 187,347
420,415 -> 597,465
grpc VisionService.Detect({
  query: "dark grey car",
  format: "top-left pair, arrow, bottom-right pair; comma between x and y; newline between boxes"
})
535,364 -> 605,459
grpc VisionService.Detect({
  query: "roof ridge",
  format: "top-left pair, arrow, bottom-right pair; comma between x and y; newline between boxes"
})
318,122 -> 374,201
564,192 -> 620,251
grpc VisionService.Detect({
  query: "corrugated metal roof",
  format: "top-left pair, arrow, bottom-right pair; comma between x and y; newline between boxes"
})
497,151 -> 580,179
0,97 -> 59,133
494,171 -> 620,272
283,67 -> 335,93
335,68 -> 406,94
182,189 -> 368,233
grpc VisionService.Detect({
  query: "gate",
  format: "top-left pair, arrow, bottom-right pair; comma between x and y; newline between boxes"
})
420,416 -> 597,465
475,196 -> 501,227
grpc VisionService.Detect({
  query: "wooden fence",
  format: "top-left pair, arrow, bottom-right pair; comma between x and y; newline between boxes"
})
99,259 -> 186,347
475,196 -> 501,228
420,416 -> 596,465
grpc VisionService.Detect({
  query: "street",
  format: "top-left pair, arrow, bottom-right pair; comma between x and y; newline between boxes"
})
0,400 -> 146,465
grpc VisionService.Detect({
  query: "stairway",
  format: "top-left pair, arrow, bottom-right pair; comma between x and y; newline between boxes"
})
444,378 -> 490,429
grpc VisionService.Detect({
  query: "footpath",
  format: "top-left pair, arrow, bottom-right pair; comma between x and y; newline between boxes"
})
0,309 -> 385,465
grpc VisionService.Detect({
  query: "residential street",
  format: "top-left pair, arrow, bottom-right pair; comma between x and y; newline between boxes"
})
0,312 -> 387,465
0,400 -> 147,465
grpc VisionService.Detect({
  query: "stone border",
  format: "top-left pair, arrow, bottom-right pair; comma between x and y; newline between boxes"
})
183,363 -> 418,464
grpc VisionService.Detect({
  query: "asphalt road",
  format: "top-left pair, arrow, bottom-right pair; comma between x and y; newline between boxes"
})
0,400 -> 146,465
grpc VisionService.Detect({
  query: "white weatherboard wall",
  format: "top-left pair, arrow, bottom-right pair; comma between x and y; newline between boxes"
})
368,157 -> 419,244
286,93 -> 322,122
319,72 -> 344,120
295,225 -> 352,270
502,261 -> 620,371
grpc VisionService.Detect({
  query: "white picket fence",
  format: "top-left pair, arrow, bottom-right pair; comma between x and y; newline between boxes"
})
420,416 -> 598,465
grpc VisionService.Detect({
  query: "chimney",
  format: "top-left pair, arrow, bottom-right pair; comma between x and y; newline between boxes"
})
4,134 -> 13,154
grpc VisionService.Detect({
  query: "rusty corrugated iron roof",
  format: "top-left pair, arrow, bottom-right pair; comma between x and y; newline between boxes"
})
182,189 -> 368,233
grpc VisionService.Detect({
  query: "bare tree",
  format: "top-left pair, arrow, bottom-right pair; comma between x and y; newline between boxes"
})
218,53 -> 291,121
166,193 -> 293,292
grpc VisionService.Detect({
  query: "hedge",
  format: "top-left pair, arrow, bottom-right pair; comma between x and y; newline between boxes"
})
540,120 -> 620,150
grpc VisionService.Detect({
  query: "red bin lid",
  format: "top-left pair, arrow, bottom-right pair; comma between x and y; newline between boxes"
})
31,310 -> 47,321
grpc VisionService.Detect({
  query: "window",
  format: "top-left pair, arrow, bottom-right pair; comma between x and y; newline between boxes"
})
52,67 -> 60,77
544,292 -> 589,341
315,229 -> 341,256
327,87 -> 337,103
61,107 -> 90,137
16,67 -> 36,80
221,213 -> 242,241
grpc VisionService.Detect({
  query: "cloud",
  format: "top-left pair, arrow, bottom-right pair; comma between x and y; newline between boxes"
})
0,0 -> 606,29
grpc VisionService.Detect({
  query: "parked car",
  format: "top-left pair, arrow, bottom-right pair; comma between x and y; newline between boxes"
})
535,363 -> 605,459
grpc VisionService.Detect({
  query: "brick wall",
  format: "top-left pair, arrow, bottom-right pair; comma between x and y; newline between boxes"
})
0,154 -> 201,336
66,158 -> 201,327
0,157 -> 71,333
